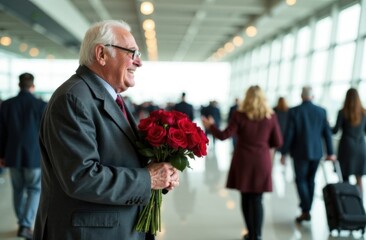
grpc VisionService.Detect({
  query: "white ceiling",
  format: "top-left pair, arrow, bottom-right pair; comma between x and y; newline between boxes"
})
0,0 -> 340,62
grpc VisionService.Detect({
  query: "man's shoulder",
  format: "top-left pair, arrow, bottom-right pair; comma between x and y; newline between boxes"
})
292,101 -> 326,115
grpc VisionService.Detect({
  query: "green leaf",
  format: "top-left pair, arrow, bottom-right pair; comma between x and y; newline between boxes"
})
170,155 -> 188,172
135,141 -> 146,149
139,148 -> 155,158
187,152 -> 195,159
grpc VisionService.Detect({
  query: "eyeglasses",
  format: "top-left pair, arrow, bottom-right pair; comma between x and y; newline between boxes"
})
104,44 -> 142,60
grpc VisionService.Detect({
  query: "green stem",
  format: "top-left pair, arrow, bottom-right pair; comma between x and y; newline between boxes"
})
135,189 -> 163,236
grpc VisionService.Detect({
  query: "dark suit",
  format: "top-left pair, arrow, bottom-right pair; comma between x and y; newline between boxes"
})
281,100 -> 334,213
200,103 -> 221,145
228,103 -> 238,147
0,91 -> 46,168
174,101 -> 194,121
34,66 -> 152,240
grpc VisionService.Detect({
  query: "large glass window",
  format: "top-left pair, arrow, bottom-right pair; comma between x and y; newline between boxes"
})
268,64 -> 279,91
278,61 -> 291,95
0,57 -> 10,98
327,83 -> 351,125
309,51 -> 328,85
314,17 -> 332,50
0,73 -> 10,99
282,33 -> 294,60
248,68 -> 259,85
361,39 -> 366,80
251,49 -> 259,69
331,43 -> 356,82
270,39 -> 281,62
359,82 -> 366,105
296,26 -> 310,56
287,87 -> 302,107
243,54 -> 251,71
260,44 -> 270,66
336,4 -> 361,44
293,56 -> 308,87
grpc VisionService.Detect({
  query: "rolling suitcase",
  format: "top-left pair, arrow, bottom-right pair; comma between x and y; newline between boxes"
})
322,160 -> 366,235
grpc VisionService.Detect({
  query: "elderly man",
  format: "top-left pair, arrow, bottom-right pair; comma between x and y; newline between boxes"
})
34,20 -> 179,240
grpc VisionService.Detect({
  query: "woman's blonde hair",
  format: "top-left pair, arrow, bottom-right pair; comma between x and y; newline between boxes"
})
238,85 -> 273,120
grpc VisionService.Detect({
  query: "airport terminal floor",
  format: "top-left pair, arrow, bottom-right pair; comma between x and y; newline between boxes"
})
0,138 -> 365,240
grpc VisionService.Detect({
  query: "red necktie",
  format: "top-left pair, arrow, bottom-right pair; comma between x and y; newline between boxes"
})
116,95 -> 129,121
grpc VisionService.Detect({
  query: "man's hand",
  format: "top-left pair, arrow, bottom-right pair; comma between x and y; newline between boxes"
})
201,116 -> 215,129
147,162 -> 179,190
280,155 -> 286,165
325,154 -> 337,161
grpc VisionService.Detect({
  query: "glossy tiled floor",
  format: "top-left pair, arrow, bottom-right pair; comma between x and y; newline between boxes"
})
1,138 -> 365,240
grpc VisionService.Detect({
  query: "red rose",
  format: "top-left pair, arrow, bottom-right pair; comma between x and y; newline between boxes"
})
172,111 -> 188,120
159,111 -> 175,126
167,127 -> 188,149
177,118 -> 196,134
146,125 -> 167,147
186,131 -> 201,150
138,117 -> 156,132
193,141 -> 207,157
197,127 -> 209,144
150,109 -> 165,119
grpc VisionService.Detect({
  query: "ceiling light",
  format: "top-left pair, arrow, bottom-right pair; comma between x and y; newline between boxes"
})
245,26 -> 257,37
232,36 -> 244,46
19,43 -> 28,52
224,42 -> 234,52
146,38 -> 157,47
47,54 -> 55,59
140,2 -> 154,15
0,36 -> 12,46
147,45 -> 157,52
143,19 -> 155,31
29,47 -> 39,57
145,30 -> 156,39
286,0 -> 297,6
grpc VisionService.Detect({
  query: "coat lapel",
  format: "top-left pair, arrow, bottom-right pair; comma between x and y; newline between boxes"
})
76,66 -> 138,145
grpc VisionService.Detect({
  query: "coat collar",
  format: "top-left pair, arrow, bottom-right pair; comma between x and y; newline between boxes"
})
75,65 -> 138,144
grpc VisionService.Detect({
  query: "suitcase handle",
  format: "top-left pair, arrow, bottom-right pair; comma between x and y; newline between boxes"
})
321,159 -> 343,184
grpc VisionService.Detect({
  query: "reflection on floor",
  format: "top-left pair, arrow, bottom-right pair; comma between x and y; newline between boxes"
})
0,138 -> 365,240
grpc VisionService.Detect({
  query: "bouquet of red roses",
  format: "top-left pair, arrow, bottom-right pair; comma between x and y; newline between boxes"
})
135,109 -> 209,235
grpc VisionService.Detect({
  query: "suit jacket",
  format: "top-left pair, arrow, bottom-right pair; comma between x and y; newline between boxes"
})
0,90 -> 47,168
174,101 -> 194,121
280,100 -> 334,161
227,104 -> 238,122
200,105 -> 221,129
34,65 -> 152,240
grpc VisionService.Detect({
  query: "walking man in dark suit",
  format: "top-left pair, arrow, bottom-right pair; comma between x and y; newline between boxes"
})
0,72 -> 47,239
174,92 -> 194,121
201,100 -> 222,146
280,86 -> 336,223
33,20 -> 179,240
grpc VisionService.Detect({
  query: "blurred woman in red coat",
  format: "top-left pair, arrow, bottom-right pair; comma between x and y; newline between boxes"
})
202,85 -> 283,240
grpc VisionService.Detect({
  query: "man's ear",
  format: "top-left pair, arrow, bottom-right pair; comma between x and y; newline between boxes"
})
30,85 -> 35,93
95,44 -> 107,66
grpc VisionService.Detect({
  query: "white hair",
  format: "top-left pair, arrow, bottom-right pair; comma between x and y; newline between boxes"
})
79,20 -> 131,66
301,86 -> 314,99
